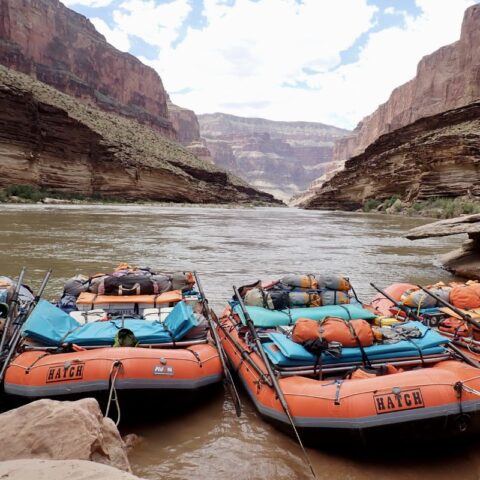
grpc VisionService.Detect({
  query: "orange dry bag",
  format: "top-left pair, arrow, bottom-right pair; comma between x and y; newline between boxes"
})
318,317 -> 374,347
450,285 -> 480,310
292,318 -> 320,343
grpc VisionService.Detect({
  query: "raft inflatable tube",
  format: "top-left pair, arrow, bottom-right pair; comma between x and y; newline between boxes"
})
217,304 -> 480,444
233,302 -> 376,328
4,344 -> 222,400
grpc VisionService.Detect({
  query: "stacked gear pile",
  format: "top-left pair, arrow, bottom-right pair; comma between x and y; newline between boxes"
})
59,264 -> 195,312
243,274 -> 353,310
372,281 -> 480,341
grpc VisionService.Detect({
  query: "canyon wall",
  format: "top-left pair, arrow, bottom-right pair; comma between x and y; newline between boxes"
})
332,3 -> 480,163
300,3 -> 480,210
0,0 -> 175,137
300,102 -> 480,210
0,65 -> 278,204
198,113 -> 349,201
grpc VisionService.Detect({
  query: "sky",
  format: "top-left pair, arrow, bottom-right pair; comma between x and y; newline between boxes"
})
62,0 -> 476,130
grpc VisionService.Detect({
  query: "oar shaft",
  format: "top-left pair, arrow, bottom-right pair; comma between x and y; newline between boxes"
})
233,286 -> 317,480
416,284 -> 480,330
0,267 -> 26,355
370,283 -> 422,322
194,271 -> 242,417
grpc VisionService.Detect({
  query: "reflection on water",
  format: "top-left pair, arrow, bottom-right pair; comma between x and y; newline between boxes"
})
0,204 -> 471,479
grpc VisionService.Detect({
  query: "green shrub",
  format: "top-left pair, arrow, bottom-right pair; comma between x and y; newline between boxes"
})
363,198 -> 382,212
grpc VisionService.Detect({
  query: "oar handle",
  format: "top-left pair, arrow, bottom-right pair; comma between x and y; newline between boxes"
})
416,284 -> 480,331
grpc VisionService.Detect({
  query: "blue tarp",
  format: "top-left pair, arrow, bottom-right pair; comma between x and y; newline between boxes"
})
232,302 -> 376,328
22,300 -> 198,346
264,322 -> 449,367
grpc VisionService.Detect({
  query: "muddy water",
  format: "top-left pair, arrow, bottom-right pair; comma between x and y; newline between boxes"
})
0,204 -> 474,480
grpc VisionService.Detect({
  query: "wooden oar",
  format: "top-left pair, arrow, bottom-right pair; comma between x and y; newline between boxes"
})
194,272 -> 241,417
233,286 -> 318,480
0,267 -> 26,355
0,269 -> 51,382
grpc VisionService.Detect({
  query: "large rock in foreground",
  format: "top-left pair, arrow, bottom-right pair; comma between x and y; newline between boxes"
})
0,398 -> 131,472
0,65 -> 278,204
406,214 -> 480,280
0,459 -> 143,480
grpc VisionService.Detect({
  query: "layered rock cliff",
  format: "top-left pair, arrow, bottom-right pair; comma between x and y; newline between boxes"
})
0,0 -> 175,137
198,113 -> 349,201
0,65 -> 278,204
167,99 -> 213,163
301,101 -> 480,210
300,3 -> 480,210
332,3 -> 480,164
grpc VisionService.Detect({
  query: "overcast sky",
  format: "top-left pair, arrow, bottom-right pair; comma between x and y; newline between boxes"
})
63,0 -> 476,130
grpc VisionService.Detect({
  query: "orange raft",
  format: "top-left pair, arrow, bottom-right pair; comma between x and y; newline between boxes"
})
217,304 -> 480,444
4,343 -> 221,400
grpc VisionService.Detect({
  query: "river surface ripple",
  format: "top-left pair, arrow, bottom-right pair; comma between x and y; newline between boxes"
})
0,204 -> 475,480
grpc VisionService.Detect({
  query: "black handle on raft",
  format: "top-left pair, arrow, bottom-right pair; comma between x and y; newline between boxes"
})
193,272 -> 242,417
233,285 -> 318,480
416,284 -> 480,331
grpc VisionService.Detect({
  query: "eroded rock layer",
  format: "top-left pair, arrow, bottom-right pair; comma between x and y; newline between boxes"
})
0,0 -> 175,137
0,65 -> 278,204
198,113 -> 349,201
332,4 -> 480,163
300,102 -> 480,210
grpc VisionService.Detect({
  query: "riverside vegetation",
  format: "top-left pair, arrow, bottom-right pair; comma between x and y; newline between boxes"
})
363,196 -> 480,219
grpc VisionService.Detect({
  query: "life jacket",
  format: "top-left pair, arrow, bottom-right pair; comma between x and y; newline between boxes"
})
438,317 -> 469,337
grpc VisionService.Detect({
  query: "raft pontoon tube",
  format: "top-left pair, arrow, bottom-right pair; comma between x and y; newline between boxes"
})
216,302 -> 480,443
4,300 -> 222,401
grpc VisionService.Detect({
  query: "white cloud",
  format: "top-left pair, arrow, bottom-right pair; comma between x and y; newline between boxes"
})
75,0 -> 477,129
91,17 -> 131,52
62,0 -> 114,7
112,0 -> 191,48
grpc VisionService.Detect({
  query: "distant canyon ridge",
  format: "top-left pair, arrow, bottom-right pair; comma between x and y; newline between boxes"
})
198,113 -> 349,201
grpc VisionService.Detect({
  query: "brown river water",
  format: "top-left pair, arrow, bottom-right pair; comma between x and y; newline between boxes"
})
0,204 -> 478,480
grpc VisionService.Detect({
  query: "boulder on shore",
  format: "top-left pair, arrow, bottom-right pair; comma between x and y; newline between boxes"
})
0,398 -> 131,472
406,214 -> 480,279
0,459 -> 143,480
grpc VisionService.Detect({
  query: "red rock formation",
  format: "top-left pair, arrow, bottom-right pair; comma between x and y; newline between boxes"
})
167,99 -> 213,163
0,65 -> 279,204
333,3 -> 480,163
300,101 -> 480,210
198,113 -> 349,201
0,0 -> 175,137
